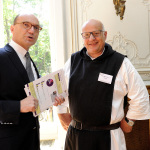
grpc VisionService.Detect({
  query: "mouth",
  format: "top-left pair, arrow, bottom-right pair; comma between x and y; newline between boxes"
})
27,36 -> 34,40
89,42 -> 98,46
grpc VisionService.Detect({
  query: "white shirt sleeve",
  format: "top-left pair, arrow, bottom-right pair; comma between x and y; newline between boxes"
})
123,58 -> 150,119
111,57 -> 150,123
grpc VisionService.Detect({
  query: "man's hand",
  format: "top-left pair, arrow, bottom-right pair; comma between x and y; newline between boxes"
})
53,95 -> 65,106
20,96 -> 38,113
58,113 -> 72,131
120,117 -> 133,133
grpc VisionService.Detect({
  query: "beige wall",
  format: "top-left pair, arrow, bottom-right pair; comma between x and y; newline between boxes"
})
76,0 -> 150,81
49,0 -> 150,82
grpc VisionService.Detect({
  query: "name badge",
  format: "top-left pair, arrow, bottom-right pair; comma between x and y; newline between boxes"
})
98,73 -> 113,84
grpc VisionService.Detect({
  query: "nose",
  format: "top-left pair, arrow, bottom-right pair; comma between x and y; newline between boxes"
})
89,33 -> 95,40
28,26 -> 35,34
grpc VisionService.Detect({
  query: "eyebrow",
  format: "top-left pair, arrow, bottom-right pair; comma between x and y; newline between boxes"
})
23,21 -> 40,26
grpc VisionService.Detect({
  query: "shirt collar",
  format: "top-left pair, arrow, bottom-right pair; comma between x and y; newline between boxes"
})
9,40 -> 28,57
86,48 -> 105,60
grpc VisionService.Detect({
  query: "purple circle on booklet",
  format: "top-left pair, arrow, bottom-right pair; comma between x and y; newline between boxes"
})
46,79 -> 53,86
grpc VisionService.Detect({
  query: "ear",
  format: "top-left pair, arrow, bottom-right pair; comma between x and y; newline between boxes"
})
10,25 -> 14,33
104,31 -> 107,40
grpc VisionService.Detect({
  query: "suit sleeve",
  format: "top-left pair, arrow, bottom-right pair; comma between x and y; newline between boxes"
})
0,100 -> 20,124
0,46 -> 24,125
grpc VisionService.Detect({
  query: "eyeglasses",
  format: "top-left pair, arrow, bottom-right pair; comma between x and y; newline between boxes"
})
15,22 -> 42,32
81,30 -> 104,39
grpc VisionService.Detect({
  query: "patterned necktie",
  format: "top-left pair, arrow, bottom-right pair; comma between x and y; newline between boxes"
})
25,52 -> 35,82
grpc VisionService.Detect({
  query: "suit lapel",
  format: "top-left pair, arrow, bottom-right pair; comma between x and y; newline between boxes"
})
4,44 -> 30,84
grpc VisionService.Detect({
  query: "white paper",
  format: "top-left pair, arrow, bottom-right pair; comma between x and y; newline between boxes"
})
24,69 -> 68,117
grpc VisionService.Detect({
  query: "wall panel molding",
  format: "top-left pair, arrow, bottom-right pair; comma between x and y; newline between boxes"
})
107,31 -> 150,80
107,32 -> 137,61
142,0 -> 150,6
80,0 -> 93,24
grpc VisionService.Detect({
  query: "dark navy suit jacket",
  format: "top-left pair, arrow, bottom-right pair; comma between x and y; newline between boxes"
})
0,43 -> 40,150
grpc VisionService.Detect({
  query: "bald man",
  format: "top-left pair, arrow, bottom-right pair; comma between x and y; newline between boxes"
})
57,19 -> 150,150
0,13 -> 63,150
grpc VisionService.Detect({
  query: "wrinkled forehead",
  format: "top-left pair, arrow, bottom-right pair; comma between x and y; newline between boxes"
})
16,14 -> 39,25
82,20 -> 103,32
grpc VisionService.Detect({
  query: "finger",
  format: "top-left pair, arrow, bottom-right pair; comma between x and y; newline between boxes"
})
31,106 -> 36,112
34,102 -> 38,109
53,100 -> 59,106
60,96 -> 65,102
34,99 -> 39,106
58,96 -> 65,104
29,95 -> 34,100
55,97 -> 61,105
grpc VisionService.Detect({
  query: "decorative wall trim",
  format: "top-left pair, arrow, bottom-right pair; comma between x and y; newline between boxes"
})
107,32 -> 138,61
107,32 -> 150,80
142,0 -> 150,6
80,0 -> 93,24
138,70 -> 150,80
81,0 -> 93,11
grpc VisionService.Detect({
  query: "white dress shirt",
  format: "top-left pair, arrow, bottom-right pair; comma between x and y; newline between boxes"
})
9,40 -> 38,80
57,54 -> 150,150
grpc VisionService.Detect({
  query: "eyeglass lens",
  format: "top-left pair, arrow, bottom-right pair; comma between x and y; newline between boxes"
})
23,22 -> 42,31
82,30 -> 102,39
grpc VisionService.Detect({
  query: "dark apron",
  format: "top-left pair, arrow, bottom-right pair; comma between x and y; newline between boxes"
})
65,44 -> 125,150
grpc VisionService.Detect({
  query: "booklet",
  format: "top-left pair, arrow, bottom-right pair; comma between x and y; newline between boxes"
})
24,69 -> 68,117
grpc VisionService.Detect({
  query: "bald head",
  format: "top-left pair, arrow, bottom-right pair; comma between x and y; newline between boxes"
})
82,19 -> 105,32
13,13 -> 39,25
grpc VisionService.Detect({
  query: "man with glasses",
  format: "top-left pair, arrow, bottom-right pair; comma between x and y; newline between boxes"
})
0,13 -> 63,150
57,19 -> 150,150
